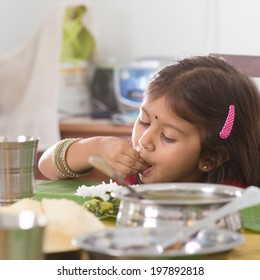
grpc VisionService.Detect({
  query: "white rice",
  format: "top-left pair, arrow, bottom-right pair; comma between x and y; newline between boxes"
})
75,179 -> 123,201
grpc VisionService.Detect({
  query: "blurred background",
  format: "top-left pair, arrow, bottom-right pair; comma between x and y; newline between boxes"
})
1,0 -> 260,60
1,0 -> 260,153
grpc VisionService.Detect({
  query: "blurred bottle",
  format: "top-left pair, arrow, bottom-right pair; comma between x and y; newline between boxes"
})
59,5 -> 95,117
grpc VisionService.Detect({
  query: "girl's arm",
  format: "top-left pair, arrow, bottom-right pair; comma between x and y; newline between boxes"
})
38,136 -> 148,181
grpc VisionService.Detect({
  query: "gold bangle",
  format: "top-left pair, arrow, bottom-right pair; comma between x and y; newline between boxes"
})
52,138 -> 92,178
60,138 -> 87,178
52,139 -> 68,177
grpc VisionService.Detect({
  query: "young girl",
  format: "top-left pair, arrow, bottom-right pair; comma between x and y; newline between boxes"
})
38,55 -> 260,187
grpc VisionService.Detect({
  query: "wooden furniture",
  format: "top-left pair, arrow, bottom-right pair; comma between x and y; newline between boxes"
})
210,53 -> 260,77
60,117 -> 132,139
206,231 -> 260,260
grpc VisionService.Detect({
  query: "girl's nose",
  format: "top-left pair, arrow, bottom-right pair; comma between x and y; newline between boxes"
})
138,133 -> 155,151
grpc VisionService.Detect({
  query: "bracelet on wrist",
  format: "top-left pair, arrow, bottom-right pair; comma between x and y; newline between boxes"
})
52,138 -> 92,178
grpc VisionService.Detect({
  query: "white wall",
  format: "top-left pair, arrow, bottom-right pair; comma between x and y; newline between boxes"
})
1,0 -> 260,62
0,0 -> 60,56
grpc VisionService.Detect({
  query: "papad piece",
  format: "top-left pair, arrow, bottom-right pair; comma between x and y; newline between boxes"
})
0,198 -> 44,216
41,198 -> 105,253
0,198 -> 105,254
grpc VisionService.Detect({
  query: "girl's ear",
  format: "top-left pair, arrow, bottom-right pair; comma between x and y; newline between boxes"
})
198,146 -> 230,172
198,159 -> 214,172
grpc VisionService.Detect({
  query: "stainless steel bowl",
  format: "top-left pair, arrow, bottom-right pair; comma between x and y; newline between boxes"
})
112,183 -> 243,231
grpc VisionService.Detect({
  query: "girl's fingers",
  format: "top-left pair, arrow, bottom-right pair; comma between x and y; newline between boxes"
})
106,157 -> 147,179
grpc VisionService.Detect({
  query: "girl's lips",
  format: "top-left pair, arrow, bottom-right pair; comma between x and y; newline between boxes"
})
140,165 -> 153,176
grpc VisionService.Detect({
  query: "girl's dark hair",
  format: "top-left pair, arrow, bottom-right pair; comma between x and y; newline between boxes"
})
147,56 -> 260,187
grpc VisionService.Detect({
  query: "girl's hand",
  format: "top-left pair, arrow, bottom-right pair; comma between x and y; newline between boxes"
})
98,136 -> 148,179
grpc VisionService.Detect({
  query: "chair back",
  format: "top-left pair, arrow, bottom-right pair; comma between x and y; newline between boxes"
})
210,54 -> 260,77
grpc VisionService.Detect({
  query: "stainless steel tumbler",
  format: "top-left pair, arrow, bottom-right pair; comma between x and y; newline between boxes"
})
0,211 -> 47,259
0,136 -> 39,206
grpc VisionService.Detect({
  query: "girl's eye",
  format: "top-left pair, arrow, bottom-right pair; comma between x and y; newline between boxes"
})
161,133 -> 175,143
139,119 -> 150,127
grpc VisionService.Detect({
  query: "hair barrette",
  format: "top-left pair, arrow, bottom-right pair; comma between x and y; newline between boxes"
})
219,105 -> 235,140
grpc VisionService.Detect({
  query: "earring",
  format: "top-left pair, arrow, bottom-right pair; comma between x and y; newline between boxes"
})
203,165 -> 208,171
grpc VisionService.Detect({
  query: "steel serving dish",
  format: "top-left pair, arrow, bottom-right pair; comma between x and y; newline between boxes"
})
112,183 -> 243,231
73,226 -> 244,260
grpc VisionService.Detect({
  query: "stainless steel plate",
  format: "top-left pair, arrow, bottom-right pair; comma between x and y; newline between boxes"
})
73,226 -> 244,259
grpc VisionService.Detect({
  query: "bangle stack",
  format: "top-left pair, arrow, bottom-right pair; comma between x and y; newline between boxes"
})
52,138 -> 91,178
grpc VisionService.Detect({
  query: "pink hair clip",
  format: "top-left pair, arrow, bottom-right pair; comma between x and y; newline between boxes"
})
219,105 -> 235,140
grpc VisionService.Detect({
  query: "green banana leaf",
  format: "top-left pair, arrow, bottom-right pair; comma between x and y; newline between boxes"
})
241,205 -> 260,232
35,179 -> 97,205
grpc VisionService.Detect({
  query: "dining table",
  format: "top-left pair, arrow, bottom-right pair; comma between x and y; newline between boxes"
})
205,231 -> 260,260
34,180 -> 260,260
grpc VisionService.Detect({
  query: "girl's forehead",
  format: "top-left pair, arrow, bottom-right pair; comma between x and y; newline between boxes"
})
142,96 -> 179,120
142,94 -> 172,112
143,88 -> 202,126
141,96 -> 201,138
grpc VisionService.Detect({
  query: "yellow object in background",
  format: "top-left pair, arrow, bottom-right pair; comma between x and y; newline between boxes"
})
59,5 -> 96,116
60,5 -> 95,63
